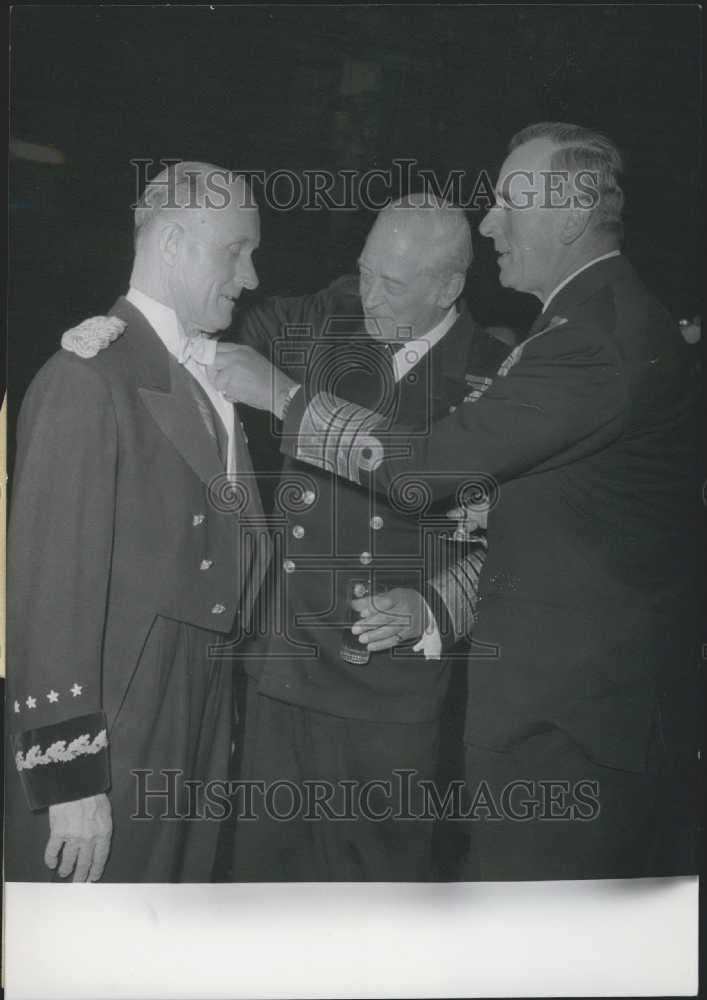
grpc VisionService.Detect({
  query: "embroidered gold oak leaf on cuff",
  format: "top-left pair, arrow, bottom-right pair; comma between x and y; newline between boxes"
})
61,316 -> 126,359
15,730 -> 108,771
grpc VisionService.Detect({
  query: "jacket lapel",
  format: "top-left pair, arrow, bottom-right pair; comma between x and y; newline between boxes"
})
231,418 -> 272,624
394,347 -> 432,424
440,306 -> 475,383
396,307 -> 474,423
109,297 -> 224,486
139,357 -> 225,488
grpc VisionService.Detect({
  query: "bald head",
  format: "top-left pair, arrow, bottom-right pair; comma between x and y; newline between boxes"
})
130,161 -> 260,335
374,192 -> 472,277
134,161 -> 256,248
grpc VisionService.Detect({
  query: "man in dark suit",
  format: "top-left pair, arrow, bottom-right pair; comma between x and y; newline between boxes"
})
218,125 -> 700,880
6,162 -> 270,882
211,196 -> 509,880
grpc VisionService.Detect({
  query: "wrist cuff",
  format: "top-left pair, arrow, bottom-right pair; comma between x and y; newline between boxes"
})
279,384 -> 302,422
13,712 -> 110,810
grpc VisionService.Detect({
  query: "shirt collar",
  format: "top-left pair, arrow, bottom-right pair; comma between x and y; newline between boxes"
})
542,251 -> 621,314
126,287 -> 219,367
390,305 -> 458,355
126,287 -> 185,357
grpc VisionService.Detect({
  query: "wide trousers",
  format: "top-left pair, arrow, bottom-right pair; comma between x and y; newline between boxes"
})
5,616 -> 232,883
231,677 -> 439,881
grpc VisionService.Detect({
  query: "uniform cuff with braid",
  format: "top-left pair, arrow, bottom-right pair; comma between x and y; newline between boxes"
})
277,383 -> 302,422
12,712 -> 110,810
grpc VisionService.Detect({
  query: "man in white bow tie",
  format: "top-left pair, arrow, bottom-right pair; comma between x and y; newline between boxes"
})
6,161 -> 271,882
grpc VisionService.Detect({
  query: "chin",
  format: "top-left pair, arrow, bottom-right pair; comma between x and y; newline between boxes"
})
211,309 -> 237,333
498,270 -> 519,291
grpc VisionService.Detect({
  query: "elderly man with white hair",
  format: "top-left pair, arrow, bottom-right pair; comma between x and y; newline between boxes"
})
210,193 -> 509,881
6,161 -> 270,882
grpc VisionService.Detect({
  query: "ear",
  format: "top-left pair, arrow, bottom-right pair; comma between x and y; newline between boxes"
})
436,271 -> 466,308
159,222 -> 185,266
559,208 -> 593,246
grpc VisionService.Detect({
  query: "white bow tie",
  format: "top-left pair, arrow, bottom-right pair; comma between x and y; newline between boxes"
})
178,333 -> 217,367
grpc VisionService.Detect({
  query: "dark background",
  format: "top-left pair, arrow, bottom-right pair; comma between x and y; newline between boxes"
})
8,4 -> 703,443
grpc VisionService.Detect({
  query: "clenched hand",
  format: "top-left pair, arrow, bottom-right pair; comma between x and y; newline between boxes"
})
208,344 -> 298,417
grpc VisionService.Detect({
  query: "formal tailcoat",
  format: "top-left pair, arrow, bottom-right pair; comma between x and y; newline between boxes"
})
237,276 -> 509,724
6,297 -> 270,880
281,257 -> 700,771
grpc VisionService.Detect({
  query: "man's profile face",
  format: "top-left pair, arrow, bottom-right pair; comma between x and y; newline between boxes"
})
479,137 -> 566,301
170,179 -> 260,335
358,213 -> 446,343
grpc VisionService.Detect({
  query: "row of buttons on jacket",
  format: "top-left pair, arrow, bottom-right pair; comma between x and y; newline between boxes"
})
283,515 -> 385,573
193,512 -> 226,615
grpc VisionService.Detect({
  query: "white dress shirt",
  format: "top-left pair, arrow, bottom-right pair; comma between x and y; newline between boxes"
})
542,251 -> 621,314
127,287 -> 236,475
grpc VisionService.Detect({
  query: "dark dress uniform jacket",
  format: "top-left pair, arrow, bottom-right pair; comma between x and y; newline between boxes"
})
6,297 -> 269,880
281,257 -> 700,771
238,276 -> 509,724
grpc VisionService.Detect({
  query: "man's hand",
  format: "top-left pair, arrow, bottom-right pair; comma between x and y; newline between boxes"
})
45,794 -> 112,882
208,344 -> 298,417
350,587 -> 429,652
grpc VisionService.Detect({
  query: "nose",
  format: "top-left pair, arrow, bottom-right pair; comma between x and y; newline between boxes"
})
236,254 -> 259,291
479,207 -> 500,239
360,273 -> 383,310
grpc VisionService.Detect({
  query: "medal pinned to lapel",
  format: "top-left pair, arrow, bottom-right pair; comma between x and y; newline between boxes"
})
458,314 -> 569,403
462,373 -> 493,404
534,314 -> 568,336
496,315 -> 568,377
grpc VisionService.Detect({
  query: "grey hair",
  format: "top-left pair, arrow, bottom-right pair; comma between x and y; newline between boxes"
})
133,160 -> 249,248
509,122 -> 625,240
381,191 -> 473,275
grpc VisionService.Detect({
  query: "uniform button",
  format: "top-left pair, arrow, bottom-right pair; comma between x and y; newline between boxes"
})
211,603 -> 226,615
200,559 -> 214,570
283,559 -> 296,574
292,525 -> 305,539
193,514 -> 205,526
370,516 -> 384,530
359,551 -> 373,565
301,490 -> 316,506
